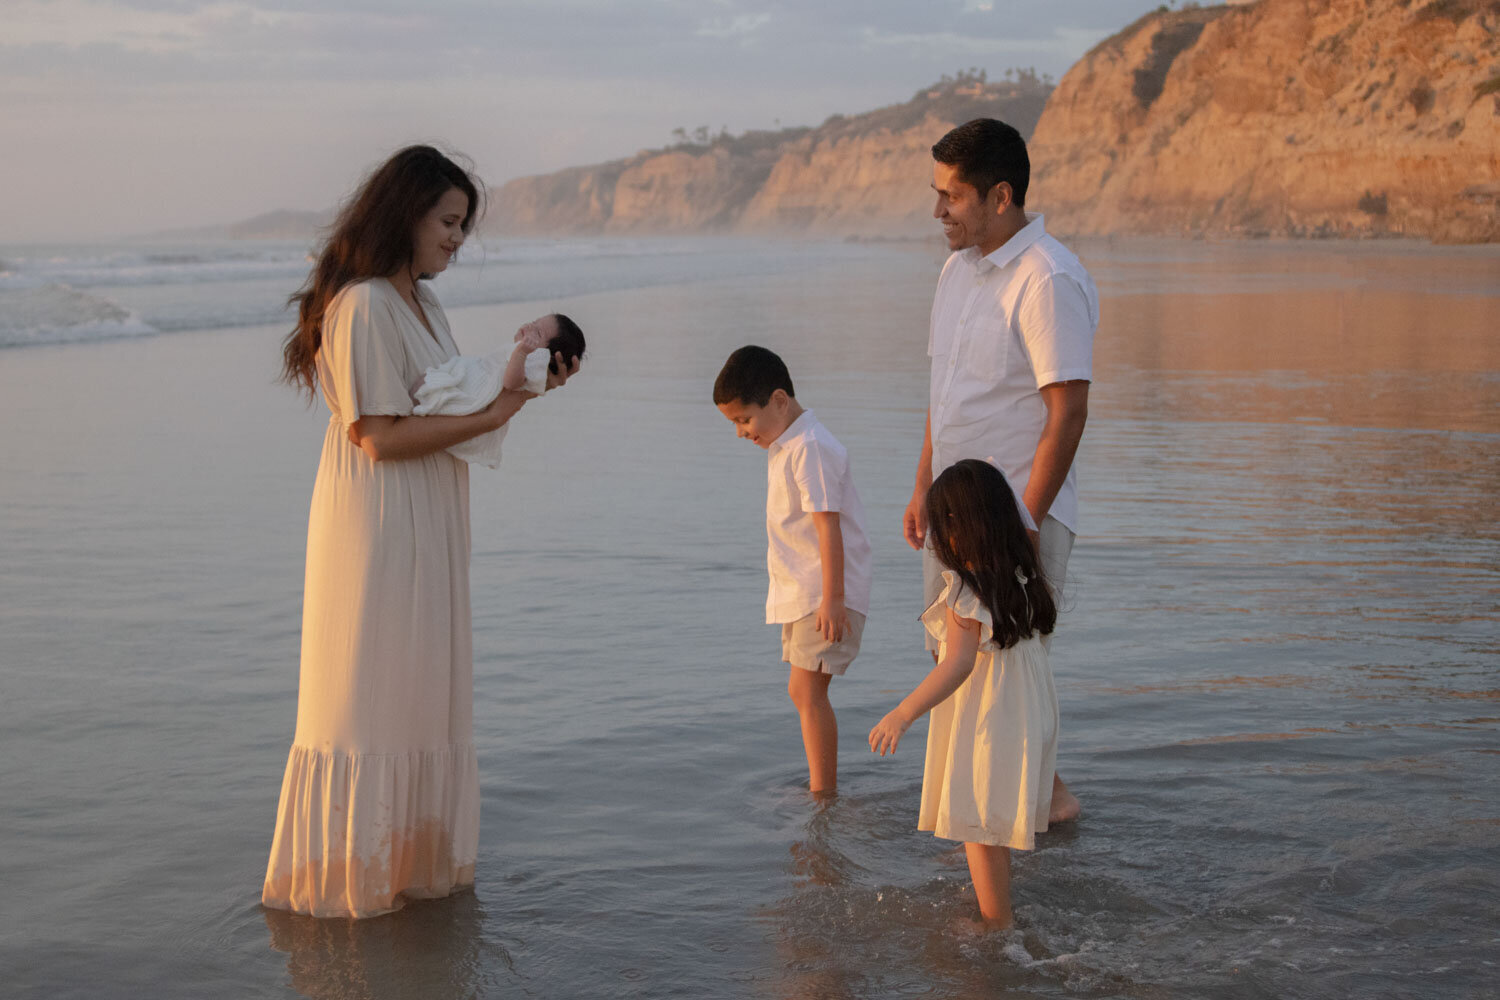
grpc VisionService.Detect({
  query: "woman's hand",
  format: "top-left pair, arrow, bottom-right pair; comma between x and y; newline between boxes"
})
868,710 -> 911,756
548,352 -> 581,389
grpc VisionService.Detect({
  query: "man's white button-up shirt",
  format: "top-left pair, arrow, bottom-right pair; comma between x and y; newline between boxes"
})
764,409 -> 873,624
928,212 -> 1099,533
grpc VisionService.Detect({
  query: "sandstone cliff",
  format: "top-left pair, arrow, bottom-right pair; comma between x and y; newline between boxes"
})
1029,0 -> 1500,242
484,74 -> 1052,237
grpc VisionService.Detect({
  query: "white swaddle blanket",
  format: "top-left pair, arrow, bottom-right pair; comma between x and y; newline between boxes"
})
412,348 -> 550,468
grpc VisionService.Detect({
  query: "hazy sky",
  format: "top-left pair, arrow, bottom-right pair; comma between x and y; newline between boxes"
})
2,0 -> 1164,241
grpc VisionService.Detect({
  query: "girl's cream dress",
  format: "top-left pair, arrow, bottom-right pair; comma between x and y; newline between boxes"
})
919,569 -> 1059,850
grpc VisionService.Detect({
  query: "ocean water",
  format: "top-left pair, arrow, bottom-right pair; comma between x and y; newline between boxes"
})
0,236 -> 1497,999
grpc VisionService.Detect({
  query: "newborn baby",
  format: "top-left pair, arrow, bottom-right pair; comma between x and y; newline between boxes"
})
413,312 -> 586,468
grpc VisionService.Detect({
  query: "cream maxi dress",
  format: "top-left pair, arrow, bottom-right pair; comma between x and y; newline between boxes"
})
919,570 -> 1059,851
263,277 -> 479,918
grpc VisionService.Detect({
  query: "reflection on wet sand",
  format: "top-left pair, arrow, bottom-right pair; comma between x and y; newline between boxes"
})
1088,245 -> 1500,431
263,891 -> 505,1000
1085,668 -> 1497,704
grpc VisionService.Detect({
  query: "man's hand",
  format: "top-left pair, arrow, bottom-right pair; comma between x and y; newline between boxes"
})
903,492 -> 927,550
816,596 -> 849,643
906,411 -> 934,550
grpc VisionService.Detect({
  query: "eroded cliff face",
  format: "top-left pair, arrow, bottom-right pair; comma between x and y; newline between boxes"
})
736,117 -> 954,237
607,146 -> 777,233
486,162 -> 626,234
1029,0 -> 1500,242
484,77 -> 1050,238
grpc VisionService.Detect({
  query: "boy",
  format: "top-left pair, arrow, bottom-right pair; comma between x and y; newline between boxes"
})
714,346 -> 873,795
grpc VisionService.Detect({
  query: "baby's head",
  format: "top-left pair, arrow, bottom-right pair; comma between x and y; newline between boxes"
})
713,345 -> 801,449
520,313 -> 586,381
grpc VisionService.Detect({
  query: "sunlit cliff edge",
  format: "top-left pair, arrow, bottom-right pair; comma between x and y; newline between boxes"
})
1029,0 -> 1500,243
485,0 -> 1500,244
483,73 -> 1052,239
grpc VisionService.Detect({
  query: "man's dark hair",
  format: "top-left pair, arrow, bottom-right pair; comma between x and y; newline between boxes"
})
713,345 -> 795,407
931,118 -> 1029,209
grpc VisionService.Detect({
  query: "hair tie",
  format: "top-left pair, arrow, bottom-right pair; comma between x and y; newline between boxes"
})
1015,565 -> 1032,630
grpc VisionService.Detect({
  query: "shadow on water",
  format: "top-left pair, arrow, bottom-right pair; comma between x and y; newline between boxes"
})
262,891 -> 514,1000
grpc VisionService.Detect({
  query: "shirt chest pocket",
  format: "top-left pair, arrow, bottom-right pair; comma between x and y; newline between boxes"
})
767,465 -> 800,520
957,317 -> 1011,380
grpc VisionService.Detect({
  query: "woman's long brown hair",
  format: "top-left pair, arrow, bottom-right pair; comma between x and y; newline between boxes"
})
279,145 -> 482,397
926,459 -> 1057,648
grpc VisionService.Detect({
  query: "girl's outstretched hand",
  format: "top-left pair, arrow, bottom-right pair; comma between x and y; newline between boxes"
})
868,710 -> 911,756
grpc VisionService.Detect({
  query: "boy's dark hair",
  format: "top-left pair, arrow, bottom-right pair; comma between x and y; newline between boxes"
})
547,313 -> 586,374
926,459 -> 1056,648
713,345 -> 795,407
931,118 -> 1030,209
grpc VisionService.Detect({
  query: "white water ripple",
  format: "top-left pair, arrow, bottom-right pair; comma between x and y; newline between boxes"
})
0,283 -> 158,347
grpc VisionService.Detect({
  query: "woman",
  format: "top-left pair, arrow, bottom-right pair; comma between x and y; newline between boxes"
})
263,145 -> 568,918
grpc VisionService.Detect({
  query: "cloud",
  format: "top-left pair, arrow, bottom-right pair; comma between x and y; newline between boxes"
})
0,0 -> 1167,238
696,12 -> 772,40
858,23 -> 1111,64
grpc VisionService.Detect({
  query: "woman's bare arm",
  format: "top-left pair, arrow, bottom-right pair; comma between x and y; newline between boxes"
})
348,388 -> 531,462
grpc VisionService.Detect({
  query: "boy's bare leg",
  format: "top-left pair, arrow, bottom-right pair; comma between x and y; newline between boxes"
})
964,842 -> 1013,927
1050,774 -> 1080,823
787,667 -> 837,794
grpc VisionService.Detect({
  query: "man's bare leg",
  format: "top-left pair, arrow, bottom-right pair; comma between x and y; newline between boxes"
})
1050,773 -> 1080,823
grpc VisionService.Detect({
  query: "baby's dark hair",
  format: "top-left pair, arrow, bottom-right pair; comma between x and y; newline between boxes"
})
713,345 -> 794,407
547,313 -> 586,374
927,459 -> 1056,648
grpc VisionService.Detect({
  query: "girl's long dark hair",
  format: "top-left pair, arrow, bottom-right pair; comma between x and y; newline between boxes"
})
927,459 -> 1057,648
280,145 -> 483,396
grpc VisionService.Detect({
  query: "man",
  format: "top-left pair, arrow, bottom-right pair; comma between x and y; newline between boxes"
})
902,118 -> 1098,824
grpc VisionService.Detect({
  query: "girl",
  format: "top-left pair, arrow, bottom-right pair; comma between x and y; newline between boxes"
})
264,145 -> 576,918
869,458 -> 1059,928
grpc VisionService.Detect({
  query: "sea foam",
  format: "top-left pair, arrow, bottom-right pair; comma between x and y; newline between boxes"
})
0,283 -> 157,348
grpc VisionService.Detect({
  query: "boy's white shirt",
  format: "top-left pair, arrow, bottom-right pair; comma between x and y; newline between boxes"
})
411,348 -> 550,468
763,409 -> 873,624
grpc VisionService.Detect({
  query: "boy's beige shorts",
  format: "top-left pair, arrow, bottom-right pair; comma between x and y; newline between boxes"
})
781,610 -> 866,676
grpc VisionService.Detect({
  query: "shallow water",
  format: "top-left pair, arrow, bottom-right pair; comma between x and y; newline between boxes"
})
1,237 -> 1497,999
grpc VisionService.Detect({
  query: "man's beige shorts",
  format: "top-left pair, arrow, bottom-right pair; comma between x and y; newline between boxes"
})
781,610 -> 866,676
